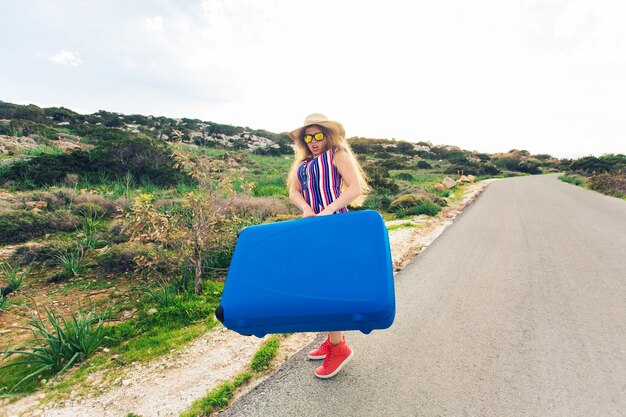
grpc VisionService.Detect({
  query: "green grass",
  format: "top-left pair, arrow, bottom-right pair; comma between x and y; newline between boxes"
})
1,279 -> 223,399
559,174 -> 585,187
180,371 -> 253,417
181,335 -> 281,417
24,146 -> 65,158
1,260 -> 28,293
387,222 -> 418,231
249,336 -> 280,372
0,293 -> 9,312
0,306 -> 107,394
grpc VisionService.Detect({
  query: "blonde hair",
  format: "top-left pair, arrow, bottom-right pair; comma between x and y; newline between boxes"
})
287,125 -> 371,205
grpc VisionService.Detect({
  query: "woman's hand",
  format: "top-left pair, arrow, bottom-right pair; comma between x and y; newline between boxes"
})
317,207 -> 335,216
302,206 -> 316,218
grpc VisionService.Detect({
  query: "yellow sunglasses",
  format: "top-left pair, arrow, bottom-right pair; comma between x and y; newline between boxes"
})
303,132 -> 325,143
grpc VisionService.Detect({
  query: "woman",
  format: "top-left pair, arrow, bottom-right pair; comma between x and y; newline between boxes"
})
287,113 -> 370,379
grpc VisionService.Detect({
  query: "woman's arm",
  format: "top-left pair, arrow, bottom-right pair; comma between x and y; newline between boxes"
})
289,181 -> 316,217
317,150 -> 362,216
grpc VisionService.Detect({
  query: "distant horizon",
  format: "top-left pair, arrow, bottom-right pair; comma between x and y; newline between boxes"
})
3,97 -> 620,161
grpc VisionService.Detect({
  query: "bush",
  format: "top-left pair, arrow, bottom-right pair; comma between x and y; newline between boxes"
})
72,193 -> 122,218
388,193 -> 446,213
409,200 -> 442,216
362,193 -> 392,211
363,164 -> 399,194
14,191 -> 66,211
394,173 -> 414,181
378,156 -> 410,170
10,240 -> 81,266
96,242 -> 152,273
416,160 -> 432,169
226,196 -> 289,220
0,210 -> 81,244
588,170 -> 626,197
107,219 -> 130,244
0,151 -> 92,189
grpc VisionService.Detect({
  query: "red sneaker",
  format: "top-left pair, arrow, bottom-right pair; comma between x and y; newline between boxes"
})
314,340 -> 353,379
307,337 -> 330,360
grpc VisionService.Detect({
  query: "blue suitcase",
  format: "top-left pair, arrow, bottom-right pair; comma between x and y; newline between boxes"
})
215,210 -> 395,337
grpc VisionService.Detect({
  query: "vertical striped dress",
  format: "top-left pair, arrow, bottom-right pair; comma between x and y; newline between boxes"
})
297,148 -> 348,214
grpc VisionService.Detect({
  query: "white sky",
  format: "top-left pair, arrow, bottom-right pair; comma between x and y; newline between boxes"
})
1,0 -> 625,159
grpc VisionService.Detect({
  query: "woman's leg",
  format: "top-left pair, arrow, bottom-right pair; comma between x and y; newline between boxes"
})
328,331 -> 343,344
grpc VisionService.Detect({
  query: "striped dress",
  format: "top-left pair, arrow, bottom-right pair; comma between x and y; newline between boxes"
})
297,148 -> 348,214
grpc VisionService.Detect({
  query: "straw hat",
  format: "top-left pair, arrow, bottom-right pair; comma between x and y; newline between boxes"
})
288,113 -> 345,141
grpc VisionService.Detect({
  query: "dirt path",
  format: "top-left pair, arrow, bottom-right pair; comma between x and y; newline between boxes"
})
1,180 -> 493,417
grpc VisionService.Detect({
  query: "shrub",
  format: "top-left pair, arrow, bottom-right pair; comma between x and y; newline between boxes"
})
395,172 -> 414,181
72,194 -> 121,218
226,196 -> 289,220
0,151 -> 92,189
378,156 -> 410,170
588,170 -> 626,198
15,191 -> 66,211
388,193 -> 446,213
263,214 -> 300,223
569,156 -> 613,174
95,242 -> 152,273
362,193 -> 392,211
416,160 -> 432,169
363,163 -> 399,194
409,200 -> 442,216
107,219 -> 130,244
0,209 -> 81,244
10,240 -> 81,266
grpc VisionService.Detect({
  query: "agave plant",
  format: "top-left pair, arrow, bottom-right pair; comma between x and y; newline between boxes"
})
1,260 -> 28,294
54,248 -> 87,277
0,306 -> 107,390
144,281 -> 174,307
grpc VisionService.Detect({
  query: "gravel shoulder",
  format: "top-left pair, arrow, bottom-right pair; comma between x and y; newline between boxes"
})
1,180 -> 493,417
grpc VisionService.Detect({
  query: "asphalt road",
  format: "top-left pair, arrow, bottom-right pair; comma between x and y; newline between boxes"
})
220,175 -> 626,417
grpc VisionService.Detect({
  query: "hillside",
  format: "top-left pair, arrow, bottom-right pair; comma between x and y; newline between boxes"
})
1,99 -> 623,413
0,100 -> 568,189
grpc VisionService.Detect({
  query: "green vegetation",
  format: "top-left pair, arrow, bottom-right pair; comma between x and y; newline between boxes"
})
561,154 -> 626,198
0,293 -> 9,312
0,99 -> 570,407
181,335 -> 281,417
386,222 -> 418,231
1,260 -> 28,295
559,175 -> 585,187
180,371 -> 253,417
250,336 -> 281,372
1,306 -> 107,391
